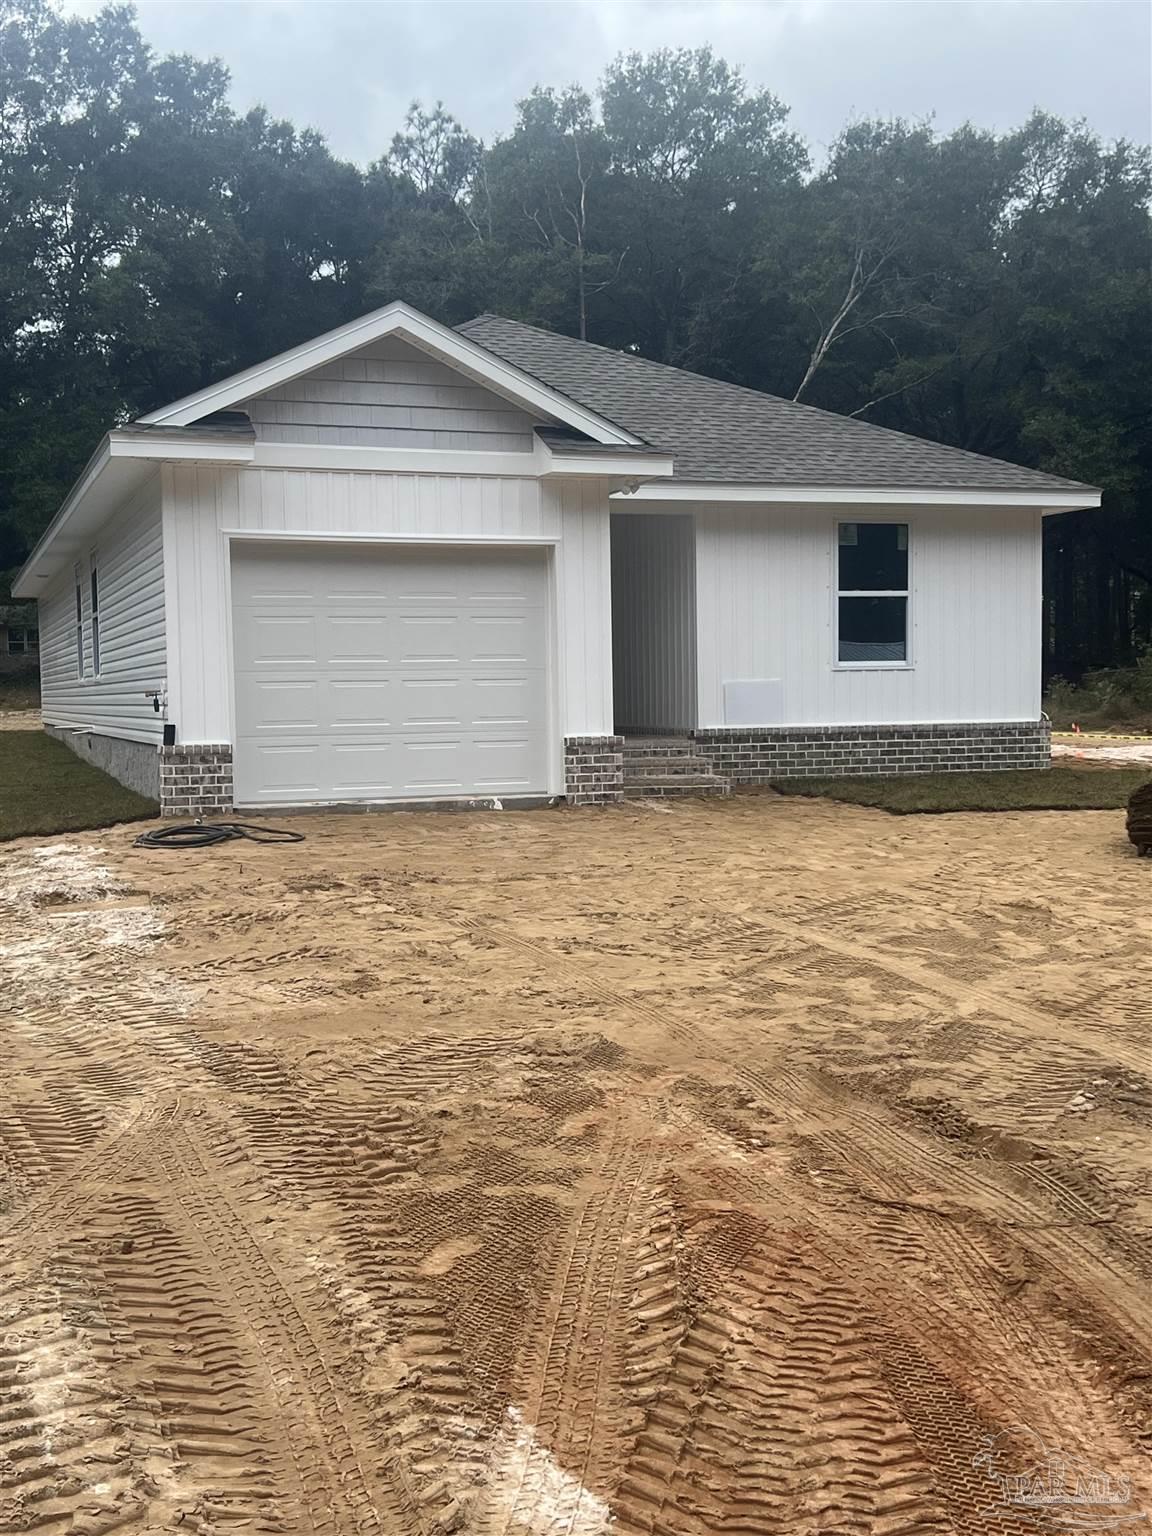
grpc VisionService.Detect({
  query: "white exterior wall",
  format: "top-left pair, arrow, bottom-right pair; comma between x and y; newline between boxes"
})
39,473 -> 166,741
611,513 -> 696,731
162,465 -> 614,757
693,503 -> 1043,727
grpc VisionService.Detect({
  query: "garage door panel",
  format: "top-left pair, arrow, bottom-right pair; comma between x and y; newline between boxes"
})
327,679 -> 393,730
237,613 -> 318,666
237,676 -> 321,732
470,736 -> 548,791
231,543 -> 550,804
322,614 -> 391,664
468,614 -> 538,663
395,672 -> 545,730
397,614 -> 465,664
242,742 -> 323,797
328,742 -> 395,796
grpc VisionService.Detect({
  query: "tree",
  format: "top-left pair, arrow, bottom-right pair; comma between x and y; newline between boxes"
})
0,10 -> 1146,672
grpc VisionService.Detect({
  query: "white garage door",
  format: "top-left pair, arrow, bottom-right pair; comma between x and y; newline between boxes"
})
231,542 -> 551,805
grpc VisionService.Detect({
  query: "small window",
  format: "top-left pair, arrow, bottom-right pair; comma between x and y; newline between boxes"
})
90,561 -> 101,675
837,522 -> 909,664
6,628 -> 38,655
75,570 -> 85,676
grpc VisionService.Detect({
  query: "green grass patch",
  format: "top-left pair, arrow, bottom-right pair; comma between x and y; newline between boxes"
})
1044,654 -> 1152,734
0,674 -> 41,712
767,767 -> 1151,814
0,731 -> 158,841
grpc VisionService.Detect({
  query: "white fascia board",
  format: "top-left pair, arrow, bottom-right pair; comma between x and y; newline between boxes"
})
249,439 -> 674,481
109,432 -> 255,464
136,300 -> 639,447
612,482 -> 1101,512
538,442 -> 675,480
12,443 -> 158,598
223,528 -> 560,546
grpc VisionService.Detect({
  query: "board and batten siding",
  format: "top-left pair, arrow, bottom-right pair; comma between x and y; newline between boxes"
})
238,337 -> 539,452
611,513 -> 696,731
39,473 -> 166,741
162,465 -> 614,762
693,504 -> 1043,728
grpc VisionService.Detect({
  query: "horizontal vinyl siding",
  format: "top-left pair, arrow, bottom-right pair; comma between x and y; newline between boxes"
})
40,474 -> 166,741
694,504 -> 1042,727
611,513 -> 696,731
239,337 -> 538,452
164,465 -> 613,746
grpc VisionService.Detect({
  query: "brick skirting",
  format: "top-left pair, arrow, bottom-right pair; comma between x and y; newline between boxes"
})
159,743 -> 234,816
564,735 -> 625,805
691,721 -> 1051,780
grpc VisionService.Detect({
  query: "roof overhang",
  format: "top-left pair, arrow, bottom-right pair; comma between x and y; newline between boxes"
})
137,300 -> 642,447
12,429 -> 255,597
12,428 -> 672,599
611,482 -> 1101,514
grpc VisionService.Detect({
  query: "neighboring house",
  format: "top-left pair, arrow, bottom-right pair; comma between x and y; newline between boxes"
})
0,602 -> 40,677
13,301 -> 1100,815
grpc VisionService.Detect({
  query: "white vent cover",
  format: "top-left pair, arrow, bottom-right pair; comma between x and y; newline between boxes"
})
723,679 -> 784,726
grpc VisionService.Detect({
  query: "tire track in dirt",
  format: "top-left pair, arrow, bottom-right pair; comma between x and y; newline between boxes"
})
725,908 -> 1152,1077
465,911 -> 1152,1351
477,1117 -> 661,1535
459,910 -> 1152,1516
155,1119 -> 411,1535
79,1191 -> 299,1530
615,1232 -> 955,1536
0,1266 -> 144,1536
202,1087 -> 493,1531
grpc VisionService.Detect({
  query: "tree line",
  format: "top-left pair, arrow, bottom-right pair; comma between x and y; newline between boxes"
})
2,0 -> 1149,675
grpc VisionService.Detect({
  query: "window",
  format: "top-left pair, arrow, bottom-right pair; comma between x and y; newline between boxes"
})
6,628 -> 38,656
837,522 -> 909,664
75,569 -> 84,676
90,560 -> 101,675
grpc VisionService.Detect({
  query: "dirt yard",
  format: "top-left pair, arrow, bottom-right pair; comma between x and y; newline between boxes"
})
2,794 -> 1150,1534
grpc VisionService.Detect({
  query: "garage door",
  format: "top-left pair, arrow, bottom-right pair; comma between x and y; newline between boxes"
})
231,543 -> 551,805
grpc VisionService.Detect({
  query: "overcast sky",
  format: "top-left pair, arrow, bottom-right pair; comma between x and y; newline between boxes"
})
65,0 -> 1152,164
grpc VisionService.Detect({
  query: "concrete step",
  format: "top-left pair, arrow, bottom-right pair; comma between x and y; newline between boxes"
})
623,755 -> 717,776
623,774 -> 731,799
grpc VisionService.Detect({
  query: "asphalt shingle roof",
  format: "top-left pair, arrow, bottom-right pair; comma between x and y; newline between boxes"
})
458,314 -> 1096,495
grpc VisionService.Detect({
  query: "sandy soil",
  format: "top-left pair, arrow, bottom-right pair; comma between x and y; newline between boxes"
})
0,709 -> 41,731
1053,738 -> 1152,765
2,795 -> 1150,1534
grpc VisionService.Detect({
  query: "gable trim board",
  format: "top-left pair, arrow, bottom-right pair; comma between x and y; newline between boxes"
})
18,300 -> 1102,812
137,301 -> 642,446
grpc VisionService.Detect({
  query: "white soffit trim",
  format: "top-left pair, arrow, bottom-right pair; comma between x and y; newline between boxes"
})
137,300 -> 641,447
612,482 -> 1101,513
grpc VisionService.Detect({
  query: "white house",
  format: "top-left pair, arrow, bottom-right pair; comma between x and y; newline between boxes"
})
14,301 -> 1100,814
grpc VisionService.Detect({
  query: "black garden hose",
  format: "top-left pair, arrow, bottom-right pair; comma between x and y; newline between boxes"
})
134,821 -> 305,849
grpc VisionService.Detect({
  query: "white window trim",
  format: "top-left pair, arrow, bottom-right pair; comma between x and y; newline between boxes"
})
89,552 -> 101,677
74,563 -> 85,678
833,516 -> 914,671
6,627 -> 38,655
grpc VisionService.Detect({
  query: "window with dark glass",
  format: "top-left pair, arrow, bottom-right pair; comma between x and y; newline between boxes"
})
837,522 -> 909,663
90,562 -> 101,675
75,571 -> 84,675
6,628 -> 38,655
